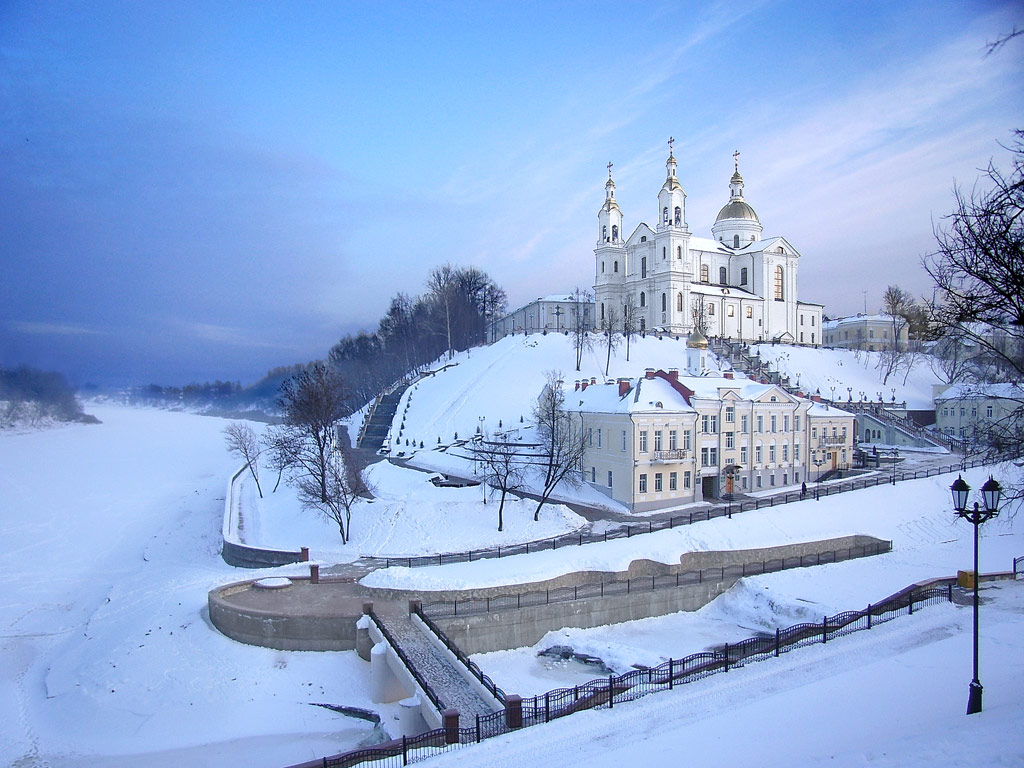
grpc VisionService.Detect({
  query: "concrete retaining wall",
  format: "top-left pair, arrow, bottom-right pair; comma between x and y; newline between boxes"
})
208,580 -> 359,651
365,535 -> 886,603
433,576 -> 737,655
221,465 -> 307,569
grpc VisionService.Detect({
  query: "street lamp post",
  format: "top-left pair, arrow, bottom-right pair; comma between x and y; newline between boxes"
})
890,447 -> 898,485
950,475 -> 1002,715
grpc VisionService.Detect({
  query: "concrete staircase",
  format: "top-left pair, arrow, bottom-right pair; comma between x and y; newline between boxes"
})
374,610 -> 498,720
357,387 -> 407,452
708,338 -> 964,454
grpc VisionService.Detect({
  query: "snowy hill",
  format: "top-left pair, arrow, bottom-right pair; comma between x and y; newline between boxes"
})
383,332 -> 725,455
752,344 -> 942,410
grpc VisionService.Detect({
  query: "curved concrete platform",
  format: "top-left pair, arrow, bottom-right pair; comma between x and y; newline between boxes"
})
209,535 -> 890,652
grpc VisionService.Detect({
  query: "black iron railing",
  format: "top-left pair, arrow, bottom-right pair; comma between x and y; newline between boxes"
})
418,541 -> 892,619
372,459 -> 986,570
312,580 -> 957,768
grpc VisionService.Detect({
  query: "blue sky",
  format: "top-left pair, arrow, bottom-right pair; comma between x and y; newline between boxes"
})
1,1 -> 1021,386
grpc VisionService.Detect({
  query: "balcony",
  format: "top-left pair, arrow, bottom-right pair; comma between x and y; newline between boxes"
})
818,435 -> 846,448
652,449 -> 689,463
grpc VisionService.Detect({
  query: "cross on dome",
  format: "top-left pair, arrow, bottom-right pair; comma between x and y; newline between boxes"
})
733,149 -> 740,172
668,136 -> 675,156
607,161 -> 613,178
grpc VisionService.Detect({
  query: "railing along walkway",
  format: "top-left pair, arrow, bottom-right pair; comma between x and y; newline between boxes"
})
371,458 -> 986,570
374,610 -> 498,720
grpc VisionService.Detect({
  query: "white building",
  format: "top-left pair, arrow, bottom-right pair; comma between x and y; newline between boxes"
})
572,331 -> 853,512
934,382 -> 1024,441
594,145 -> 822,345
487,294 -> 594,341
822,314 -> 908,351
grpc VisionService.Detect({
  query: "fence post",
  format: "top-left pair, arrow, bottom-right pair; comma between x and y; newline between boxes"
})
443,709 -> 460,744
476,714 -> 481,743
545,692 -> 550,723
669,659 -> 674,689
402,734 -> 408,766
867,604 -> 872,629
608,676 -> 615,708
908,590 -> 914,615
775,628 -> 780,656
724,643 -> 730,671
504,694 -> 523,729
822,616 -> 828,644
948,583 -> 953,602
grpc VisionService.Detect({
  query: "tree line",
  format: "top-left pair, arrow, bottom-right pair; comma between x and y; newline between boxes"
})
0,366 -> 96,427
327,263 -> 506,410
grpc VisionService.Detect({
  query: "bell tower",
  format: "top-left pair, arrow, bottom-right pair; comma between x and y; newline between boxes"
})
657,137 -> 686,231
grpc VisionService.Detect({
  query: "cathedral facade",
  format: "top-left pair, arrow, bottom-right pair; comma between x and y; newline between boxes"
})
594,145 -> 823,346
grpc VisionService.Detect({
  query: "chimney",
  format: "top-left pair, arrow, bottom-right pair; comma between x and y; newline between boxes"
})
581,380 -> 588,391
667,368 -> 679,381
574,380 -> 580,391
724,372 -> 734,380
811,395 -> 821,402
591,377 -> 597,385
645,368 -> 656,379
618,379 -> 631,397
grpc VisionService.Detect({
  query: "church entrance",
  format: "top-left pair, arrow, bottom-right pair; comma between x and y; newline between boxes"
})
701,476 -> 716,500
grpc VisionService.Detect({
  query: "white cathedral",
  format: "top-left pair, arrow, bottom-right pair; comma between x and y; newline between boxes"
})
594,142 -> 822,345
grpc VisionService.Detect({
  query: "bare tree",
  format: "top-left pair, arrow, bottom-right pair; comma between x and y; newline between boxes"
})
691,294 -> 710,335
622,294 -> 638,362
274,363 -> 351,505
470,436 -> 525,531
601,307 -> 620,376
877,284 -> 914,384
224,422 -> 264,498
530,371 -> 586,520
294,444 -> 369,544
427,263 -> 459,360
568,288 -> 593,371
926,130 -> 1024,506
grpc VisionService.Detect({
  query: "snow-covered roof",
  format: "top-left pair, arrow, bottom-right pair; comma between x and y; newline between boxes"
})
571,372 -> 799,415
807,401 -> 855,418
688,282 -> 761,300
823,314 -> 894,329
934,382 -> 1024,401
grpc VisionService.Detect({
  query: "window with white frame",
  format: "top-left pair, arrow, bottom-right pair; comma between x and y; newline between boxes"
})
639,430 -> 648,452
639,474 -> 647,493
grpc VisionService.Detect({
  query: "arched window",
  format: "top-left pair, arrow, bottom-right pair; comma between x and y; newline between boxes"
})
662,247 -> 666,260
601,303 -> 605,320
614,261 -> 618,273
601,262 -> 605,273
674,206 -> 681,225
663,207 -> 669,223
602,225 -> 607,240
611,225 -> 618,241
640,292 -> 646,307
641,257 -> 647,278
677,245 -> 682,259
733,234 -> 740,248
640,318 -> 646,331
774,265 -> 784,300
719,266 -> 727,285
708,304 -> 715,316
741,267 -> 748,284
661,293 -> 666,312
700,264 -> 709,283
677,292 -> 683,311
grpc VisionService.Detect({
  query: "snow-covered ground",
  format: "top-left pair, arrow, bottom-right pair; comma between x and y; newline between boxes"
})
752,343 -> 942,410
240,460 -> 587,559
0,405 -> 397,768
361,464 -> 1022,592
426,581 -> 1024,768
3,402 -> 1020,768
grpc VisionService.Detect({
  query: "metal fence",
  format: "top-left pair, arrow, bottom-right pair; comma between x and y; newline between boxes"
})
313,579 -> 954,768
418,540 -> 892,619
373,458 -> 986,570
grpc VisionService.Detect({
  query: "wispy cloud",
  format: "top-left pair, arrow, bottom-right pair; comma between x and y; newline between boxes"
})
185,322 -> 278,349
11,321 -> 104,336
